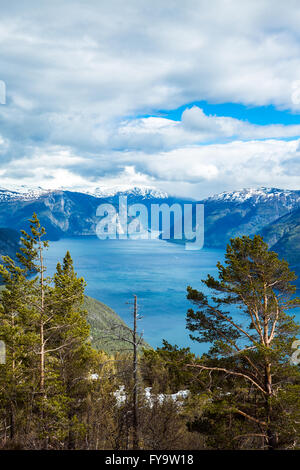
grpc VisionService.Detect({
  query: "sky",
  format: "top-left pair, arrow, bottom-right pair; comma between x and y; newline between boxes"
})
1,0 -> 300,198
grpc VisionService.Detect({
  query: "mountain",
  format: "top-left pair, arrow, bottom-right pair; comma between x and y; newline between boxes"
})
260,207 -> 300,267
0,228 -> 20,260
204,187 -> 300,273
85,185 -> 169,200
0,190 -> 106,240
206,187 -> 300,208
0,185 -> 51,202
85,295 -> 150,353
162,187 -> 300,248
198,187 -> 300,248
0,186 -> 191,240
0,184 -> 300,257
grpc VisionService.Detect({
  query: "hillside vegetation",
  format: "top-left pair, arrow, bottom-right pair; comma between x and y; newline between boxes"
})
84,295 -> 150,353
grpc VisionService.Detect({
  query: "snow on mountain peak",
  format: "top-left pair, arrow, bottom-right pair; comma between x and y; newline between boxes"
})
0,184 -> 170,202
206,187 -> 300,205
86,185 -> 169,199
206,187 -> 300,211
0,184 -> 299,210
0,185 -> 52,202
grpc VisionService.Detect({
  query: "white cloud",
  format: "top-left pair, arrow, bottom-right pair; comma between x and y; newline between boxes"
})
0,0 -> 300,196
110,107 -> 300,152
1,138 -> 298,199
134,139 -> 299,185
2,1 -> 300,114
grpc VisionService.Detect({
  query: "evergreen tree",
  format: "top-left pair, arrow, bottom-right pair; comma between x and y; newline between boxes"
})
142,340 -> 197,393
52,251 -> 94,448
16,213 -> 50,397
0,214 -> 54,446
186,235 -> 300,449
0,256 -> 35,444
0,215 -> 94,448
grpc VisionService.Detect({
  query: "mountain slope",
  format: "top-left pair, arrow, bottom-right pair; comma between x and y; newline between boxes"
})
260,207 -> 300,267
84,295 -> 150,353
0,186 -> 192,240
201,187 -> 300,248
0,289 -> 150,354
0,228 -> 20,260
0,190 -> 106,240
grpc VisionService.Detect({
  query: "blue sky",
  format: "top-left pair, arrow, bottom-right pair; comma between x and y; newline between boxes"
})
155,102 -> 300,126
1,0 -> 300,198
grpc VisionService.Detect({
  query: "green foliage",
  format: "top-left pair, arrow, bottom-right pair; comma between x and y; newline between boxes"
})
186,235 -> 300,449
1,221 -> 300,450
0,214 -> 96,448
85,295 -> 150,353
141,340 -> 198,393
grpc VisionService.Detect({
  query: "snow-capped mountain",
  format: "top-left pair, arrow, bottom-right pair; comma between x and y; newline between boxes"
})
0,184 -> 299,260
0,184 -> 299,206
0,185 -> 51,202
0,184 -> 169,203
198,187 -> 300,249
0,184 -> 178,240
85,185 -> 169,200
206,187 -> 300,210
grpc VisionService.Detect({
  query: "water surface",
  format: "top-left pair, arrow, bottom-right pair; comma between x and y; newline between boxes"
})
45,237 -> 300,354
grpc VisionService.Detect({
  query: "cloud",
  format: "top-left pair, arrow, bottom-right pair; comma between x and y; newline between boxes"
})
132,139 -> 300,185
0,0 -> 300,197
0,137 -> 299,198
2,0 -> 300,114
112,107 -> 300,151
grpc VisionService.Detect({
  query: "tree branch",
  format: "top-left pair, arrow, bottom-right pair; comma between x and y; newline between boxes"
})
233,408 -> 267,426
187,364 -> 267,395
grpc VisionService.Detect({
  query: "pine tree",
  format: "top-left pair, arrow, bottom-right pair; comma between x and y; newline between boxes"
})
16,213 -> 50,397
0,213 -> 52,446
0,214 -> 78,447
0,255 -> 35,444
0,214 -> 120,448
186,235 -> 300,449
52,250 -> 94,449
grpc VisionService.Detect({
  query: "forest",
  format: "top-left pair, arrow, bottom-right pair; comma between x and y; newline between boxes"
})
0,214 -> 299,450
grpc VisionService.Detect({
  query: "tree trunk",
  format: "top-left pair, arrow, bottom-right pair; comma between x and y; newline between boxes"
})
9,403 -> 15,441
264,362 -> 277,450
132,295 -> 139,450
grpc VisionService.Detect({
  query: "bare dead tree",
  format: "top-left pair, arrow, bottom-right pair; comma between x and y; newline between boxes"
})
93,294 -> 144,449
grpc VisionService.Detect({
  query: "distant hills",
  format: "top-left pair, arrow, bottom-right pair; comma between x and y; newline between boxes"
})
200,187 -> 300,248
260,206 -> 300,268
0,185 -> 191,240
0,184 -> 299,271
0,228 -> 20,260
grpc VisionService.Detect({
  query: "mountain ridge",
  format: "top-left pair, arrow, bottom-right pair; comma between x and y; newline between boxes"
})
260,206 -> 300,267
206,186 -> 300,202
0,185 -> 299,260
2,184 -> 299,206
197,187 -> 300,248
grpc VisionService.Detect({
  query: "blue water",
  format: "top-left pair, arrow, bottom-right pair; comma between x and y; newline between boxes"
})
44,237 -> 225,354
44,237 -> 300,355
